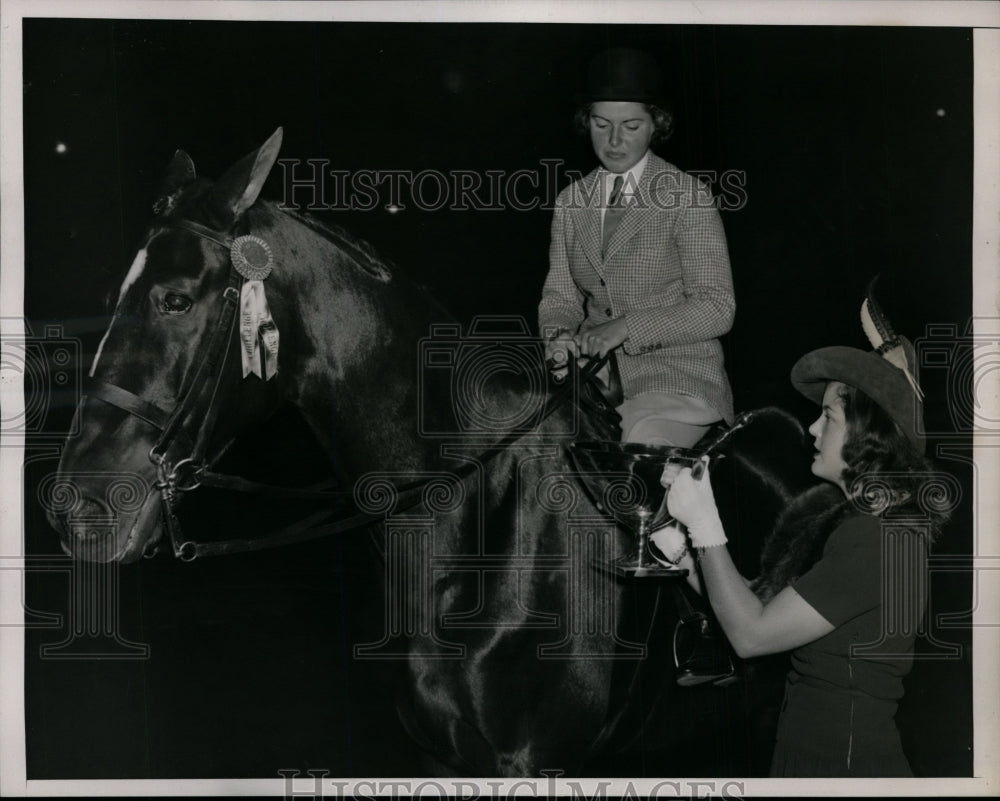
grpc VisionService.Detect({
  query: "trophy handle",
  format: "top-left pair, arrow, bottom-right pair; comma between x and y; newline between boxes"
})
636,510 -> 653,570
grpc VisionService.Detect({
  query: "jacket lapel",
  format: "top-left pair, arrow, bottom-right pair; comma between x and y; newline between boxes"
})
568,169 -> 605,274
603,152 -> 660,263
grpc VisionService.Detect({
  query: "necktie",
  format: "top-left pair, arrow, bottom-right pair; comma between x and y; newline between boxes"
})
602,175 -> 625,257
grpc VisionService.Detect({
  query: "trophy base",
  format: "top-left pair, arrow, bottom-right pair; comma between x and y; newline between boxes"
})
597,552 -> 689,579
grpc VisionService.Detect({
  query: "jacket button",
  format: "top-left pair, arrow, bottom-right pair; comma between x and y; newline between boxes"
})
605,309 -> 612,317
599,279 -> 606,286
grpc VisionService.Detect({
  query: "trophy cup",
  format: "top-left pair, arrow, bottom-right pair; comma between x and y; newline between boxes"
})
568,412 -> 755,579
568,441 -> 695,578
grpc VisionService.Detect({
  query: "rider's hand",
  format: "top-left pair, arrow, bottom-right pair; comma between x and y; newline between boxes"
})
545,330 -> 578,380
666,457 -> 728,550
576,316 -> 628,358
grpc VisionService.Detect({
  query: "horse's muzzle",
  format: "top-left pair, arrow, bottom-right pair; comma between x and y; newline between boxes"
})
50,498 -> 115,562
50,496 -> 159,563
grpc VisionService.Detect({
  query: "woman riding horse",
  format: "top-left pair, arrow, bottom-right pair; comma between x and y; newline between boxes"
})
538,47 -> 738,685
539,47 -> 735,447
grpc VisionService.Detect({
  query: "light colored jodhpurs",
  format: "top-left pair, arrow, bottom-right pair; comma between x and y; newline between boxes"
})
616,392 -> 721,448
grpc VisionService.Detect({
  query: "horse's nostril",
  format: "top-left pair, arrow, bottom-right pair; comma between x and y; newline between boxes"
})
65,498 -> 117,543
46,499 -> 102,537
58,497 -> 122,562
75,498 -> 111,521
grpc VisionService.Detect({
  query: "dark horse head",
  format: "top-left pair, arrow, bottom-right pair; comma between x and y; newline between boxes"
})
49,127 -> 460,561
49,129 -> 814,775
49,130 -> 292,561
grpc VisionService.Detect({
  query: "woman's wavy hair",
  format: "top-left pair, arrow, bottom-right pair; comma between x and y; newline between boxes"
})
837,383 -> 951,542
574,102 -> 675,144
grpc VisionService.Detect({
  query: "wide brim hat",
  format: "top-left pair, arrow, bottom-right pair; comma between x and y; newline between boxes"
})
790,335 -> 925,455
577,47 -> 666,106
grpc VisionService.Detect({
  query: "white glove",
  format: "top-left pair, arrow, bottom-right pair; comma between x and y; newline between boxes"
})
649,523 -> 688,564
665,457 -> 727,549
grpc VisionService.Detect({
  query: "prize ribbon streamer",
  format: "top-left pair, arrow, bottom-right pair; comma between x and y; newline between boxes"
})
239,280 -> 280,380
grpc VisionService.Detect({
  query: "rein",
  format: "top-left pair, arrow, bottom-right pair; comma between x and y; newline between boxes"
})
184,351 -> 613,560
87,216 -> 616,561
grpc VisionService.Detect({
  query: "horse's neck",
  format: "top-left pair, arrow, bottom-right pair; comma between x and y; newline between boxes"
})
266,209 -> 455,475
265,208 -> 609,481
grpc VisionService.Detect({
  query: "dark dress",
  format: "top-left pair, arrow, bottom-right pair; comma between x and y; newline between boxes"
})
769,513 -> 929,777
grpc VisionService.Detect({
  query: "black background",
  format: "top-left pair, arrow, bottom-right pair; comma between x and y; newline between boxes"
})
21,19 -> 974,779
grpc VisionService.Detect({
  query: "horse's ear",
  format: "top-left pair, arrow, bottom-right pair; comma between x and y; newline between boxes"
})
213,127 -> 284,221
152,150 -> 197,215
161,149 -> 197,191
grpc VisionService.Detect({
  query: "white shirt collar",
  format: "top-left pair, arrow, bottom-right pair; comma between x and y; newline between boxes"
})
603,151 -> 649,206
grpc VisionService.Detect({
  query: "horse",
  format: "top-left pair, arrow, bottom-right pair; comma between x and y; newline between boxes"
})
46,128 -> 815,776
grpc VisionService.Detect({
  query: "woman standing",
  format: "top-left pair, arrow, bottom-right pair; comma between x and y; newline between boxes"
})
539,47 -> 735,449
661,308 -> 948,776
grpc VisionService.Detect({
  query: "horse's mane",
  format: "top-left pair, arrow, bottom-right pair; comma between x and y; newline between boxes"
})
275,205 -> 456,320
278,206 -> 397,279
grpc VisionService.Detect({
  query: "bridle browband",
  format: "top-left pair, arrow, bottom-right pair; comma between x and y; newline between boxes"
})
84,216 -> 617,561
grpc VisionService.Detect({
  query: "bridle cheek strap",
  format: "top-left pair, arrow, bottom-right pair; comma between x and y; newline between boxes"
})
83,218 -> 242,528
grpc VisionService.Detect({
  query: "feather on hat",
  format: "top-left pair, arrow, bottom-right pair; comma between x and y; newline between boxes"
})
860,277 -> 924,400
790,277 -> 926,454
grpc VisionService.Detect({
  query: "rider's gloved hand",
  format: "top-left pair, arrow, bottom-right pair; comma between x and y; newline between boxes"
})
544,330 -> 578,381
664,456 -> 727,550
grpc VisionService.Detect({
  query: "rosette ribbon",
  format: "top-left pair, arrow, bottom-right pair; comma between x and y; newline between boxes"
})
231,235 -> 279,380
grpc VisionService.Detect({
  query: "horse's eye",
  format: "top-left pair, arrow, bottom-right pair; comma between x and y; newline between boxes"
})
161,292 -> 193,315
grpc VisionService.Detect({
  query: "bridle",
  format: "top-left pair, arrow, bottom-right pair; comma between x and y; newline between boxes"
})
83,218 -> 252,559
83,216 -> 619,561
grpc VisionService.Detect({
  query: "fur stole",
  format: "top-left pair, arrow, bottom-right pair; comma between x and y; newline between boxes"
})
751,483 -> 856,603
